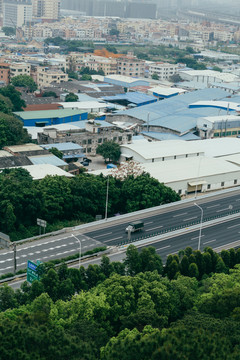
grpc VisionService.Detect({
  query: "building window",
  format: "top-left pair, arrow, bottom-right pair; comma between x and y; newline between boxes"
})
87,148 -> 91,153
178,190 -> 182,195
113,137 -> 117,142
186,154 -> 188,158
207,184 -> 211,189
152,158 -> 154,163
98,138 -> 102,143
162,157 -> 164,161
221,182 -> 224,187
234,179 -> 237,185
82,140 -> 86,145
88,139 -> 92,144
174,155 -> 176,159
118,136 -> 122,142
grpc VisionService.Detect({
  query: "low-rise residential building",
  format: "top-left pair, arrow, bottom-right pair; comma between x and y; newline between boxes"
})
117,55 -> 145,78
38,120 -> 133,156
10,62 -> 30,78
37,67 -> 68,88
0,63 -> 10,84
148,62 -> 178,80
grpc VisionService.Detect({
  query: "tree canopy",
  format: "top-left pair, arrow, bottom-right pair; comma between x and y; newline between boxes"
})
0,113 -> 30,149
11,75 -> 38,92
96,141 -> 121,163
0,169 -> 180,240
0,85 -> 26,111
1,246 -> 240,359
65,92 -> 78,102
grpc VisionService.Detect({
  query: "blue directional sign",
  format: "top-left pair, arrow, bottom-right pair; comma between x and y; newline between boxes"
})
27,260 -> 39,284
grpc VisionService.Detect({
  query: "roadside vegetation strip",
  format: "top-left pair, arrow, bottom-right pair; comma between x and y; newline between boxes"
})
0,246 -> 107,283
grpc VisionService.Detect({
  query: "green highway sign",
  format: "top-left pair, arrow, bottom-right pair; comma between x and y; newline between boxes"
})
27,260 -> 39,284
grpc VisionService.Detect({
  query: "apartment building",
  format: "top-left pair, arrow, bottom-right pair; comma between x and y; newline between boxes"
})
32,0 -> 60,21
10,62 -> 30,78
148,62 -> 178,80
37,67 -> 68,88
117,55 -> 145,78
3,0 -> 32,27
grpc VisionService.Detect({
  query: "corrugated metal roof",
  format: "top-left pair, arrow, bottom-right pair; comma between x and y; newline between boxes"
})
141,131 -> 200,141
121,140 -> 204,160
14,109 -> 86,120
91,157 -> 240,184
41,142 -> 83,151
29,155 -> 66,167
102,92 -> 157,105
114,89 -> 230,134
17,164 -> 74,180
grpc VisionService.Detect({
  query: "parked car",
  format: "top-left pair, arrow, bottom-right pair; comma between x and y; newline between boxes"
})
83,157 -> 92,163
81,161 -> 89,166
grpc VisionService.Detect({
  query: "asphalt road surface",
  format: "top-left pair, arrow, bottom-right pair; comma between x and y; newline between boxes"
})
1,190 -> 240,275
84,192 -> 240,246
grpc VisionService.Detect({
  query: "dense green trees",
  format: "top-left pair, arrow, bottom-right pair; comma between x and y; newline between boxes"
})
0,85 -> 26,111
1,245 -> 240,359
0,114 -> 30,149
0,169 -> 180,240
1,247 -> 240,359
96,141 -> 121,163
11,75 -> 38,92
65,92 -> 78,102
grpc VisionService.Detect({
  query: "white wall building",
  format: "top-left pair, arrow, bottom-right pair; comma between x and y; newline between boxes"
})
120,140 -> 204,163
3,0 -> 32,28
148,62 -> 178,80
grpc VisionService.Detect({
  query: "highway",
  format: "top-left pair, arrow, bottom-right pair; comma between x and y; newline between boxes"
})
83,192 -> 240,245
5,217 -> 240,290
1,189 -> 240,275
0,233 -> 103,275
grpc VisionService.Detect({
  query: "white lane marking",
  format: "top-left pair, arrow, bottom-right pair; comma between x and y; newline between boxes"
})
0,258 -> 12,264
145,221 -> 153,225
191,235 -> 205,240
104,236 -> 123,243
203,239 -> 216,245
207,204 -> 220,208
216,208 -> 232,213
228,224 -> 240,229
168,251 -> 179,255
94,232 -> 112,238
173,212 -> 188,217
156,245 -> 171,252
146,225 -> 163,232
183,216 -> 197,221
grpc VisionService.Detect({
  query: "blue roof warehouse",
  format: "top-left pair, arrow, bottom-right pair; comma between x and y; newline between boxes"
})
14,109 -> 88,127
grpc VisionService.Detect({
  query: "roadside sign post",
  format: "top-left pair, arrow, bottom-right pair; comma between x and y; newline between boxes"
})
37,218 -> 47,235
13,243 -> 17,275
27,260 -> 39,284
127,226 -> 132,242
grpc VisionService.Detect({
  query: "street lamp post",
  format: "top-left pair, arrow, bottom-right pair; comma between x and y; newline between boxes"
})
194,203 -> 203,251
72,234 -> 81,269
105,175 -> 109,220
